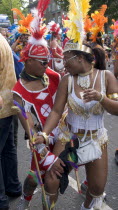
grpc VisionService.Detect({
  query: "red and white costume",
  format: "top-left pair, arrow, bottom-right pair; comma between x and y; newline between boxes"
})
13,68 -> 60,130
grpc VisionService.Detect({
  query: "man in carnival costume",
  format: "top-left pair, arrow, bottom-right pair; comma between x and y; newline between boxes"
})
12,0 -> 61,209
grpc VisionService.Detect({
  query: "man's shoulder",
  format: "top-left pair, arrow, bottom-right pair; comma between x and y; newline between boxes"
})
46,67 -> 60,79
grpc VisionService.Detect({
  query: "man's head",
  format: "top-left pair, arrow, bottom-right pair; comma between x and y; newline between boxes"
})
0,27 -> 7,37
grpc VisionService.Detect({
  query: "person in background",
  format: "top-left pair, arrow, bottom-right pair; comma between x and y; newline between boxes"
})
0,33 -> 22,210
47,21 -> 65,77
0,27 -> 7,39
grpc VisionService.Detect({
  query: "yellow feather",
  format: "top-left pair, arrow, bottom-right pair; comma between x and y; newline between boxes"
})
64,0 -> 91,44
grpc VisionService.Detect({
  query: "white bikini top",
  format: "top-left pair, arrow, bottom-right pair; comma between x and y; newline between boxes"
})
66,70 -> 106,136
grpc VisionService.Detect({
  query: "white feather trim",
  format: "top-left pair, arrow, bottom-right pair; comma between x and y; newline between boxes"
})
31,8 -> 38,17
28,37 -> 48,47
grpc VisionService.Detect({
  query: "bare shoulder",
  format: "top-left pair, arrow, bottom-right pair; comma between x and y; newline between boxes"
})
105,70 -> 117,81
105,70 -> 118,93
59,74 -> 69,87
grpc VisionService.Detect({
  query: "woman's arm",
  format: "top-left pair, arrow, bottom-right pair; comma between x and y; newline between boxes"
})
83,70 -> 118,115
100,70 -> 118,115
34,75 -> 68,144
51,40 -> 63,59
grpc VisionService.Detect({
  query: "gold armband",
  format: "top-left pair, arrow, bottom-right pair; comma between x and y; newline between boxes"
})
107,93 -> 118,100
38,131 -> 49,146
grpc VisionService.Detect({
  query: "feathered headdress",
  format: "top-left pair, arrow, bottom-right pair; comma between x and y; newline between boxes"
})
47,21 -> 62,35
110,19 -> 118,38
63,0 -> 91,53
84,15 -> 93,33
90,5 -> 108,42
64,0 -> 91,45
11,8 -> 34,34
19,0 -> 51,62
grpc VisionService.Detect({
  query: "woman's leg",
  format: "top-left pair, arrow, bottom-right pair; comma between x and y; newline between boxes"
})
83,147 -> 108,209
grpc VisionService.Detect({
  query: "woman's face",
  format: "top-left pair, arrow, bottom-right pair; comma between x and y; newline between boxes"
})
26,58 -> 48,77
64,52 -> 84,75
57,34 -> 61,40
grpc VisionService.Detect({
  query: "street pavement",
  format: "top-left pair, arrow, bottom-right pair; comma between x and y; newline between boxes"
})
9,63 -> 118,210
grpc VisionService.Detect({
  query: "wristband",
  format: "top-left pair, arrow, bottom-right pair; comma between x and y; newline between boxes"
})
99,93 -> 105,103
38,131 -> 49,146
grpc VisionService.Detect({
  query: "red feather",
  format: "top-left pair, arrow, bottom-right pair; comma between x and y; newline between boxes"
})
32,27 -> 47,40
37,0 -> 51,17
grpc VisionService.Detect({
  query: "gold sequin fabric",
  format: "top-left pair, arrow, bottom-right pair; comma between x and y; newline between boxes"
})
68,94 -> 104,118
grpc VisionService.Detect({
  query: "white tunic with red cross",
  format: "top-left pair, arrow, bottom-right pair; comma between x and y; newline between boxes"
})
12,67 -> 60,129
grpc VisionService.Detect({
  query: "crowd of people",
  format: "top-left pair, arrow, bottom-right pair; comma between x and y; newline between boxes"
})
0,0 -> 118,210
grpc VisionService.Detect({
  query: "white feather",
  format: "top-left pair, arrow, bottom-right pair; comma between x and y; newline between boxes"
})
28,36 -> 48,47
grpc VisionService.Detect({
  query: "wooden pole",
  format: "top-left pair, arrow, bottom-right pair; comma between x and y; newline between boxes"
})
26,119 -> 49,210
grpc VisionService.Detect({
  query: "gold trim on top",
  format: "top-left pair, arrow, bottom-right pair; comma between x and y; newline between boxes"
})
64,43 -> 92,54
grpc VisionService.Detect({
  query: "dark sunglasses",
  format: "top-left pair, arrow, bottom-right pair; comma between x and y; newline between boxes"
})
35,59 -> 49,66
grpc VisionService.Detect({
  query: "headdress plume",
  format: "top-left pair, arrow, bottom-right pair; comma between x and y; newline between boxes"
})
90,5 -> 108,42
64,0 -> 91,45
11,8 -> 33,34
110,20 -> 118,38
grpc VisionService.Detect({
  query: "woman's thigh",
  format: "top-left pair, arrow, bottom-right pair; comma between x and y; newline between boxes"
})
85,147 -> 108,195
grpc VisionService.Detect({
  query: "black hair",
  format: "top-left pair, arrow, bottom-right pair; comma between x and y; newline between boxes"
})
96,32 -> 103,47
93,47 -> 106,70
86,32 -> 92,42
51,32 -> 58,40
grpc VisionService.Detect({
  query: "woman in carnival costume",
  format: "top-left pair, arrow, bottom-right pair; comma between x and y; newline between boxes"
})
81,5 -> 108,194
110,20 -> 118,78
34,1 -> 118,210
47,21 -> 65,76
12,0 -> 61,209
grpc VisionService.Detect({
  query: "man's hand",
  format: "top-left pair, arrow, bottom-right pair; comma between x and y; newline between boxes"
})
50,158 -> 65,178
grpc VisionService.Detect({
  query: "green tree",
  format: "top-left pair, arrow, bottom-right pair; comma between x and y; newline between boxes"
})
0,0 -> 28,23
54,0 -> 118,22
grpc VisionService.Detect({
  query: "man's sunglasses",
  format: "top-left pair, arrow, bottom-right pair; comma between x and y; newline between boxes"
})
35,59 -> 49,66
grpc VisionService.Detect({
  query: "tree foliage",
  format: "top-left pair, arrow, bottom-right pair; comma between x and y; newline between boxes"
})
0,0 -> 28,23
54,0 -> 118,22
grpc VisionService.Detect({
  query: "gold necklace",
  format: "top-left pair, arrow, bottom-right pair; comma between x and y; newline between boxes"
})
78,67 -> 93,77
77,67 -> 94,90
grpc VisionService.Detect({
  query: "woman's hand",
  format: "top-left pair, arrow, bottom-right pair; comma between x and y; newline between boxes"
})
83,89 -> 101,102
50,158 -> 65,178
